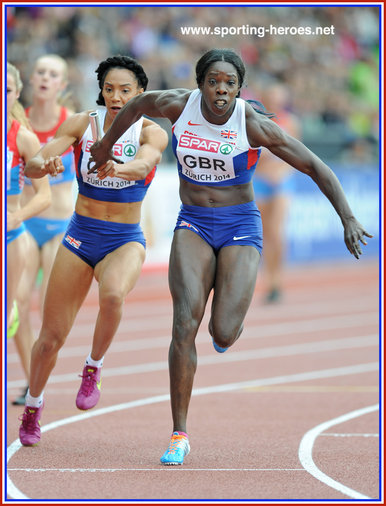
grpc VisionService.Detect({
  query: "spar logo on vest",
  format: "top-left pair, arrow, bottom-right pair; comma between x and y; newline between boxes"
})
85,141 -> 137,158
179,134 -> 234,155
124,144 -> 136,157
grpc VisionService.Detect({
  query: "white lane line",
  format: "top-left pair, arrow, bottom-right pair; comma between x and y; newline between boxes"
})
320,433 -> 379,437
7,362 -> 378,500
67,288 -> 379,321
8,468 -> 306,473
43,309 -> 383,339
7,334 -> 378,389
298,404 -> 379,499
7,308 -> 378,365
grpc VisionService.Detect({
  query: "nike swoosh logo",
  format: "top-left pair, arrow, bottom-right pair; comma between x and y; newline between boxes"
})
233,235 -> 251,241
188,121 -> 201,126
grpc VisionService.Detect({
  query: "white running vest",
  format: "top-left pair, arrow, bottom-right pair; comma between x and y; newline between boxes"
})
74,109 -> 156,203
172,89 -> 261,187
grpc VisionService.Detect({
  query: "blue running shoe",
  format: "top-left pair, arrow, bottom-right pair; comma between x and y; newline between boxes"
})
160,432 -> 190,465
212,337 -> 228,353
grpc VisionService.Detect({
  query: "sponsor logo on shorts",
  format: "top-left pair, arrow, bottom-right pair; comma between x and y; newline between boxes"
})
233,235 -> 251,241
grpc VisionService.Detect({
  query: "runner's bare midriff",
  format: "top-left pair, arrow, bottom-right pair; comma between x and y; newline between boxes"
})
179,179 -> 254,207
75,193 -> 142,223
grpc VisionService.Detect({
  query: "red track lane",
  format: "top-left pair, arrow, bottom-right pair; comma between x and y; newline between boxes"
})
5,259 -> 381,502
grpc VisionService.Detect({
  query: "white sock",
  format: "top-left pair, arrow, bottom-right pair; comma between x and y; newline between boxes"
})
85,353 -> 104,368
25,390 -> 44,408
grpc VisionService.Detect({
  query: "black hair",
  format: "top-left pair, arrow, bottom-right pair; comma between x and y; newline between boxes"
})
95,55 -> 148,106
195,48 -> 275,118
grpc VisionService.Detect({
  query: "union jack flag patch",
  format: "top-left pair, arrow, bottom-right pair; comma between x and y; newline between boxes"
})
221,129 -> 237,140
179,220 -> 199,232
65,234 -> 82,249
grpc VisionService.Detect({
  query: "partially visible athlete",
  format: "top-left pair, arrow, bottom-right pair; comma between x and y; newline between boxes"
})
7,62 -> 51,343
253,83 -> 301,303
13,55 -> 76,405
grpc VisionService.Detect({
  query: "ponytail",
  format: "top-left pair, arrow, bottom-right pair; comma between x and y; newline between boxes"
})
11,101 -> 32,130
247,99 -> 276,119
7,62 -> 32,130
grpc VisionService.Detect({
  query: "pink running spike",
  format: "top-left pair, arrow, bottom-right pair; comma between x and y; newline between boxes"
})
76,366 -> 102,410
19,404 -> 44,446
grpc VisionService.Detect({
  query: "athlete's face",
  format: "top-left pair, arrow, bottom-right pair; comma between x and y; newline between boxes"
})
7,74 -> 19,119
200,61 -> 240,124
30,56 -> 67,101
102,68 -> 143,122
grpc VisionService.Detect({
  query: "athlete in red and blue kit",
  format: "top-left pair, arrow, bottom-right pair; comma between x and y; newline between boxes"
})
23,105 -> 75,247
18,56 -> 168,448
7,120 -> 27,243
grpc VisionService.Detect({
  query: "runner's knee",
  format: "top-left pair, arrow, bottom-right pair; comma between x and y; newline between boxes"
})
36,331 -> 66,356
99,289 -> 125,312
210,319 -> 243,348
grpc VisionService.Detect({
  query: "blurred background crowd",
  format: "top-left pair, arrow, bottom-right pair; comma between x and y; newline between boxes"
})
7,4 -> 380,166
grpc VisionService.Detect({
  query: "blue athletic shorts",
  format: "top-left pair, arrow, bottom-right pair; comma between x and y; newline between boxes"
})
174,201 -> 263,254
62,212 -> 146,268
7,223 -> 26,245
253,174 -> 295,200
25,217 -> 70,248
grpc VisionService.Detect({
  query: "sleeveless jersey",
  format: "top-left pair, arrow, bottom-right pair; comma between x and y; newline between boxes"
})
7,120 -> 24,196
25,105 -> 75,185
172,89 -> 261,187
73,109 -> 156,203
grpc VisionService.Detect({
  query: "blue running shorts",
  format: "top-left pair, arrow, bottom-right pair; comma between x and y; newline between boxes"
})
7,223 -> 26,245
25,217 -> 70,248
62,212 -> 146,268
174,201 -> 263,254
253,174 -> 295,200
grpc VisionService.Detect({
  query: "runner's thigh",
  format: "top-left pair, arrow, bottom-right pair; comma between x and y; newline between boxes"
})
41,244 -> 94,335
169,229 -> 216,319
212,245 -> 261,327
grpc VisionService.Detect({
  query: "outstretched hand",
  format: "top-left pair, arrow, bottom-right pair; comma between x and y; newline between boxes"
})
88,139 -> 119,173
92,160 -> 120,180
41,156 -> 65,177
343,218 -> 373,259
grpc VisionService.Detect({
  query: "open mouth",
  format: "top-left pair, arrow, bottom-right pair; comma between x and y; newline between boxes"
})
214,99 -> 227,109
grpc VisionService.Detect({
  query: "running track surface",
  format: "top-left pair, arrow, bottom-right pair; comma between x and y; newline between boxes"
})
5,259 -> 381,502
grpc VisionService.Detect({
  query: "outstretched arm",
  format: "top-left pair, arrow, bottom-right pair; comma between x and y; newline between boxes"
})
95,122 -> 169,181
24,112 -> 86,178
8,127 -> 51,230
90,89 -> 189,169
246,105 -> 372,259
